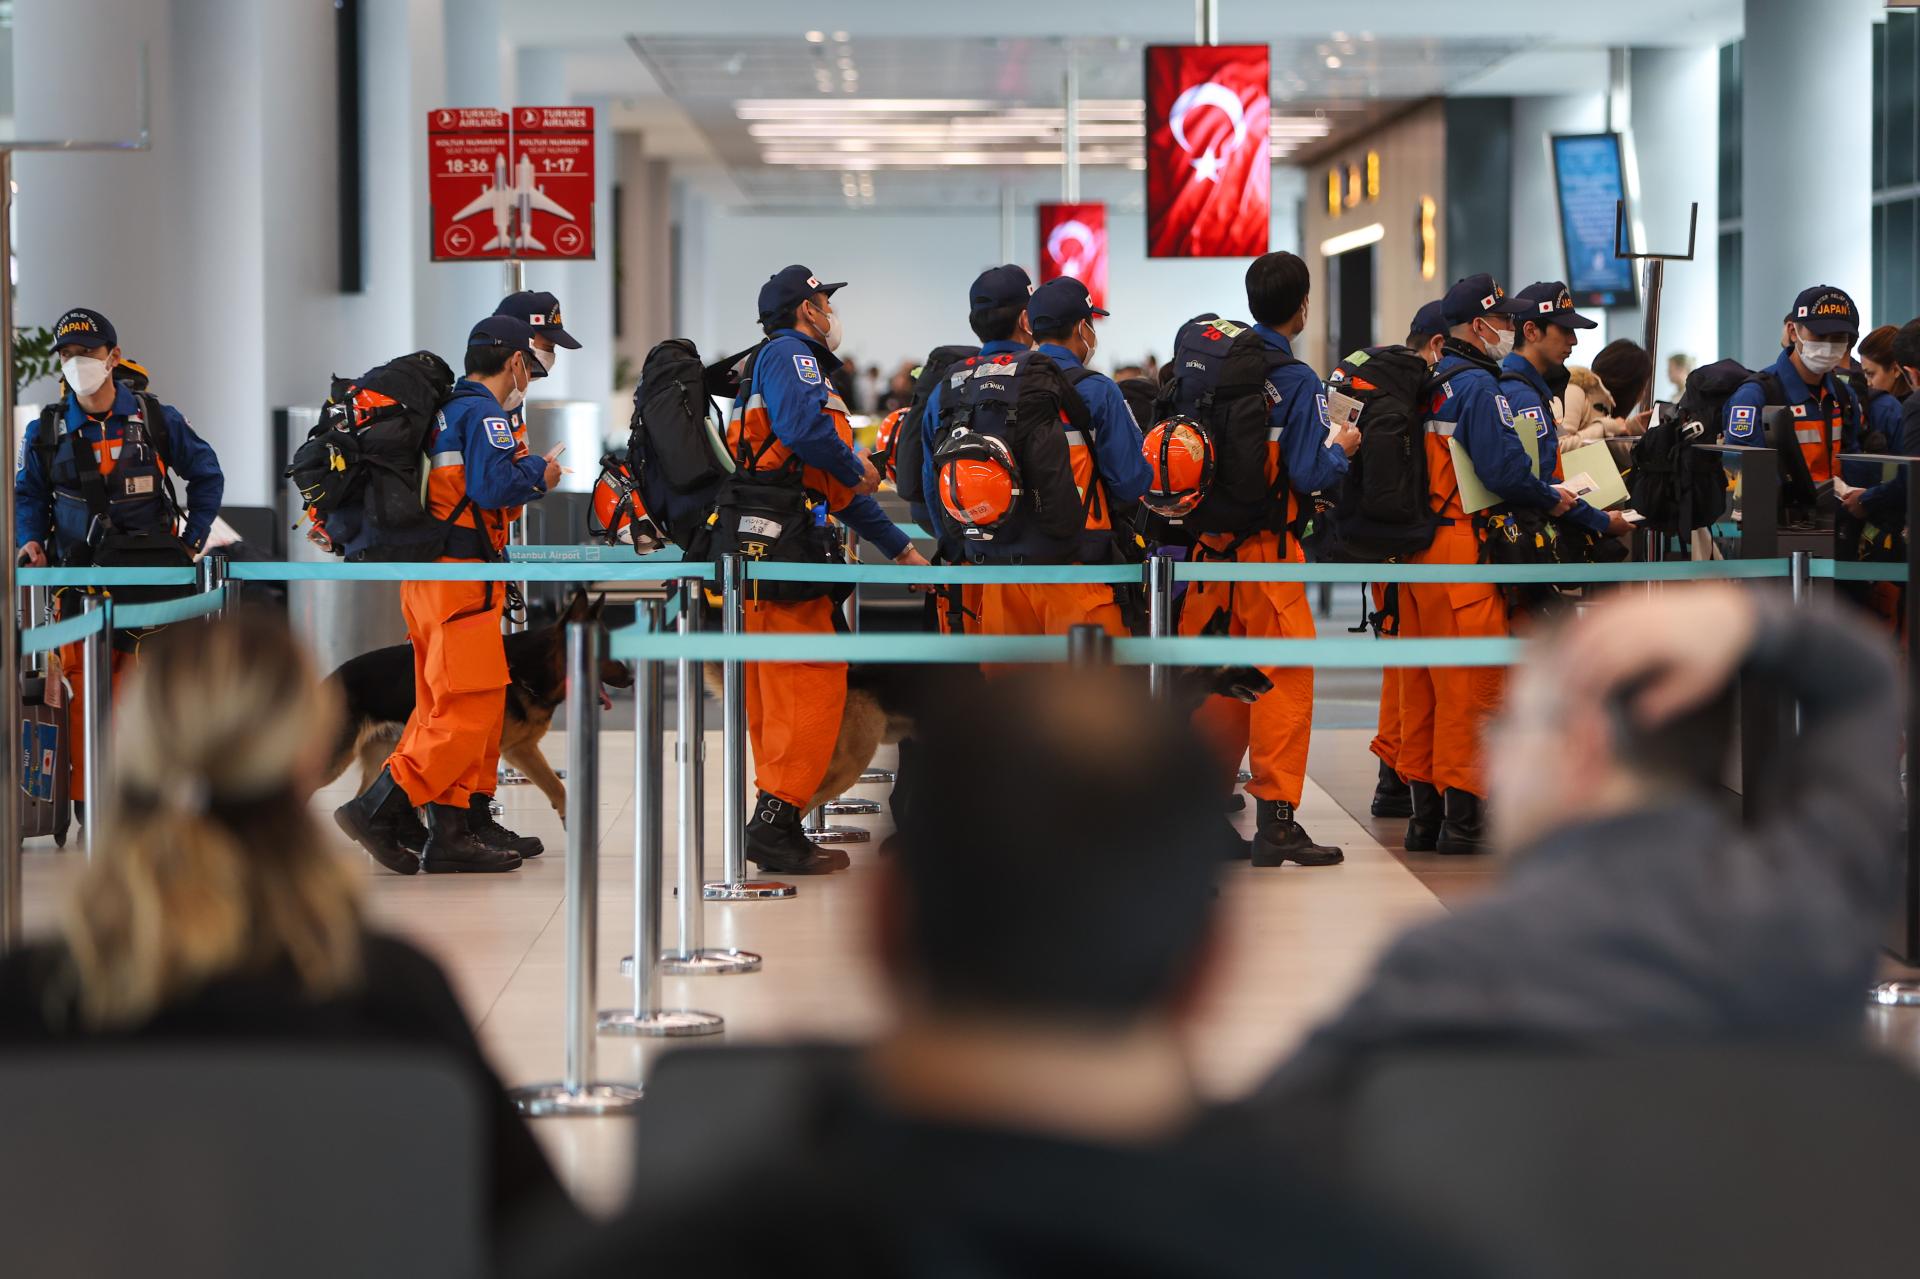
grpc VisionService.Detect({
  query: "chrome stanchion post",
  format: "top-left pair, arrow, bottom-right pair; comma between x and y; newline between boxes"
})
1147,554 -> 1175,704
803,799 -> 870,845
1066,622 -> 1114,667
195,551 -> 228,619
81,596 -> 113,862
660,579 -> 761,975
511,622 -> 642,1116
705,555 -> 793,901
1789,549 -> 1810,734
603,598 -> 722,1037
24,586 -> 47,677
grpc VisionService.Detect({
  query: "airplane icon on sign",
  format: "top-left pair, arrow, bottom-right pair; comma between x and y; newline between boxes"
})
449,152 -> 576,252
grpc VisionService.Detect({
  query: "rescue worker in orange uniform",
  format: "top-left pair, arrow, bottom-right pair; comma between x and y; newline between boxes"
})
729,266 -> 928,875
335,316 -> 565,875
963,275 -> 1148,640
1399,275 -> 1603,856
15,308 -> 225,822
1172,254 -> 1359,867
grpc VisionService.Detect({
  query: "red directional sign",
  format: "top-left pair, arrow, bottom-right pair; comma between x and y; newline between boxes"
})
426,105 -> 595,262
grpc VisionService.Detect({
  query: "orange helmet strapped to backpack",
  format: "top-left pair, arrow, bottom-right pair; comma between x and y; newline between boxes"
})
1141,416 -> 1215,520
873,406 -> 908,485
590,454 -> 662,552
935,429 -> 1024,539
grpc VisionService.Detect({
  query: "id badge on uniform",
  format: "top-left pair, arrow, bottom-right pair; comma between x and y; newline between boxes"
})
124,475 -> 155,496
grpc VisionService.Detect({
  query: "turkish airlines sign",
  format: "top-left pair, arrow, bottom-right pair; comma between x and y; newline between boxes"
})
1037,203 -> 1108,312
1144,45 -> 1270,259
427,106 -> 596,261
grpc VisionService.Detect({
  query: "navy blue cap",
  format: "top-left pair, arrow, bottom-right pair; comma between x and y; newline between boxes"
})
495,290 -> 581,350
758,265 -> 845,326
1510,281 -> 1598,331
1440,274 -> 1523,328
1407,300 -> 1447,341
1028,277 -> 1109,332
53,307 -> 115,351
467,315 -> 536,360
970,264 -> 1034,315
1786,285 -> 1860,338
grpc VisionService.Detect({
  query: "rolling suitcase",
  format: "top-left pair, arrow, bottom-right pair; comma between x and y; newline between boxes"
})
19,670 -> 72,848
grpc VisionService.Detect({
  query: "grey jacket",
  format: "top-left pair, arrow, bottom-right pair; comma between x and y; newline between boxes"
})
1271,601 -> 1902,1091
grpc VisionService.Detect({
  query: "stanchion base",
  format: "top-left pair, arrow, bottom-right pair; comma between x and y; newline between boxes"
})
703,879 -> 797,900
823,798 -> 881,816
658,948 -> 763,975
1869,980 -> 1920,1007
598,1008 -> 724,1037
509,1081 -> 643,1117
858,769 -> 894,785
500,765 -> 565,787
1235,768 -> 1253,784
805,825 -> 870,845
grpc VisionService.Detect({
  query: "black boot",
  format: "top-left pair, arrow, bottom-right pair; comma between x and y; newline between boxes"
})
398,808 -> 428,854
1252,799 -> 1344,867
745,793 -> 850,875
1222,791 -> 1246,814
468,793 -> 544,858
333,768 -> 422,875
1218,814 -> 1252,862
1403,781 -> 1443,852
1370,760 -> 1413,818
422,802 -> 521,873
1437,788 -> 1488,855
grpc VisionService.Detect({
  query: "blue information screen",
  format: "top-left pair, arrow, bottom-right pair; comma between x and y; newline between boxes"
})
1550,133 -> 1636,306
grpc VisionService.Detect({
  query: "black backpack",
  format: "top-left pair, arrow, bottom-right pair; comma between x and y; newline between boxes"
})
286,350 -> 459,562
928,349 -> 1087,557
1151,317 -> 1295,545
1627,360 -> 1741,536
891,343 -> 980,509
625,338 -> 746,552
1311,344 -> 1436,562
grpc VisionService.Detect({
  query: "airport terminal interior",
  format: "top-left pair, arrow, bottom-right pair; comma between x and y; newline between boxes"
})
8,2 -> 1920,1277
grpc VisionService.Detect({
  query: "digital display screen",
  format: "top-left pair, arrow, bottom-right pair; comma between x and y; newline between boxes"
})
1144,44 -> 1270,259
1037,203 -> 1108,310
1550,133 -> 1636,307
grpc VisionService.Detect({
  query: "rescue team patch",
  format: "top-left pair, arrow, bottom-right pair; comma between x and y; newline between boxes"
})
793,354 -> 822,385
1515,405 -> 1549,436
1495,394 -> 1516,428
1315,393 -> 1332,427
1263,379 -> 1283,408
484,416 -> 515,450
1729,404 -> 1758,432
1790,403 -> 1808,419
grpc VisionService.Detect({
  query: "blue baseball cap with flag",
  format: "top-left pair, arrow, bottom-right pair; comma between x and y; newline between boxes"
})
1406,299 -> 1447,343
970,264 -> 1034,315
1441,273 -> 1525,328
467,314 -> 537,360
1786,285 -> 1860,338
53,307 -> 116,351
1510,281 -> 1598,330
758,265 -> 845,326
494,290 -> 581,349
1028,277 -> 1109,332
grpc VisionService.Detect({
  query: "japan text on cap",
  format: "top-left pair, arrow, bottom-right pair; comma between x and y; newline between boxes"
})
53,307 -> 116,351
467,314 -> 536,357
1510,281 -> 1598,330
1407,300 -> 1448,341
1787,286 -> 1860,338
495,290 -> 581,350
1440,274 -> 1524,327
758,265 -> 846,325
970,264 -> 1034,314
1027,276 -> 1109,331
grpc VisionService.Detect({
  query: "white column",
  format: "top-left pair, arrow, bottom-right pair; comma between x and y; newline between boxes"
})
1742,0 -> 1876,365
617,135 -> 673,380
1628,45 -> 1721,377
440,0 -> 509,338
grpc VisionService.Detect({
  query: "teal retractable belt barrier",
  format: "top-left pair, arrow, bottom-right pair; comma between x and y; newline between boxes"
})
19,610 -> 104,655
507,544 -> 687,564
18,566 -> 197,587
225,560 -> 714,582
1811,561 -> 1910,583
745,561 -> 1140,586
1173,557 -> 1792,584
18,587 -> 227,654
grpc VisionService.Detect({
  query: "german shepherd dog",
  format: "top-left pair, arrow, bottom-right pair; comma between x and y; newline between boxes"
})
323,590 -> 634,817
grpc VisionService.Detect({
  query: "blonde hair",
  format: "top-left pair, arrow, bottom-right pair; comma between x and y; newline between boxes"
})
61,610 -> 362,1027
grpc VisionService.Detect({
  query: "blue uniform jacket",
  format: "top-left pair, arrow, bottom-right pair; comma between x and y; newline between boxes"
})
1429,347 -> 1570,520
1859,388 -> 1917,525
15,383 -> 224,555
435,381 -> 550,513
920,338 -> 1027,547
755,330 -> 907,560
1032,342 -> 1153,506
1498,353 -> 1608,536
1253,326 -> 1349,496
1723,348 -> 1872,486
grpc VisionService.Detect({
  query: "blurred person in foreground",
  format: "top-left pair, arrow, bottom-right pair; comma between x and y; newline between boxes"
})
1266,584 -> 1901,1096
0,611 -> 578,1255
556,672 -> 1477,1278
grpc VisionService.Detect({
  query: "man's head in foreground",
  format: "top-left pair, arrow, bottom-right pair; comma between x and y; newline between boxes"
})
1491,584 -> 1748,851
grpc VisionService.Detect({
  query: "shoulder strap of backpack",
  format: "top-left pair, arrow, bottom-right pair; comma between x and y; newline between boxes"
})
135,392 -> 186,520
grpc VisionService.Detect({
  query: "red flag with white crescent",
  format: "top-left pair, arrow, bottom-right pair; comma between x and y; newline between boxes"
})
1144,44 -> 1270,259
1036,202 -> 1107,311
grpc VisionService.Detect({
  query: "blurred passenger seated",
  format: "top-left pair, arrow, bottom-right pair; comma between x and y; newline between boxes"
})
1267,584 -> 1900,1098
556,672 -> 1477,1278
0,611 -> 578,1256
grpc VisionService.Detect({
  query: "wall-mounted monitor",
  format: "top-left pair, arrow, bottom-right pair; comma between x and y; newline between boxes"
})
1550,133 -> 1637,308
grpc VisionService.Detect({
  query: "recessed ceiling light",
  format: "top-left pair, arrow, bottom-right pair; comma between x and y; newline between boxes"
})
832,30 -> 849,42
805,30 -> 824,42
1326,56 -> 1342,69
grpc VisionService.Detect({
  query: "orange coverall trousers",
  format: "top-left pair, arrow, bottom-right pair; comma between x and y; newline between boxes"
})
745,595 -> 846,808
387,578 -> 509,810
1396,525 -> 1507,799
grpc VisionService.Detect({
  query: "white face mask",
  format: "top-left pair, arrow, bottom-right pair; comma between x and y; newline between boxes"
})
1797,336 -> 1846,378
821,307 -> 844,353
62,355 -> 111,397
1081,320 -> 1099,363
532,345 -> 556,374
500,357 -> 528,412
1481,322 -> 1514,363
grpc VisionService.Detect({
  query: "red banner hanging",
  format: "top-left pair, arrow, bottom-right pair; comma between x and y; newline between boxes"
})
1036,203 -> 1108,312
1144,44 -> 1271,259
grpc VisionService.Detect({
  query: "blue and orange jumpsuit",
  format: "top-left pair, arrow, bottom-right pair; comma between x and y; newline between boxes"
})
14,385 -> 224,802
1179,326 -> 1347,810
730,329 -> 910,809
385,380 -> 548,811
1724,348 -> 1866,490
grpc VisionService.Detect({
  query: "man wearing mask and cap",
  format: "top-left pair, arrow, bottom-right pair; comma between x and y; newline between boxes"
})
494,288 -> 581,381
15,306 -> 225,818
1398,274 -> 1600,858
1405,298 -> 1448,369
335,315 -> 566,876
726,265 -> 928,875
1724,286 -> 1867,493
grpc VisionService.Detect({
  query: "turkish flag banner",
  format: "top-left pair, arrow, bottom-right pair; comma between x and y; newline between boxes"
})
1144,44 -> 1270,259
1037,203 -> 1108,311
